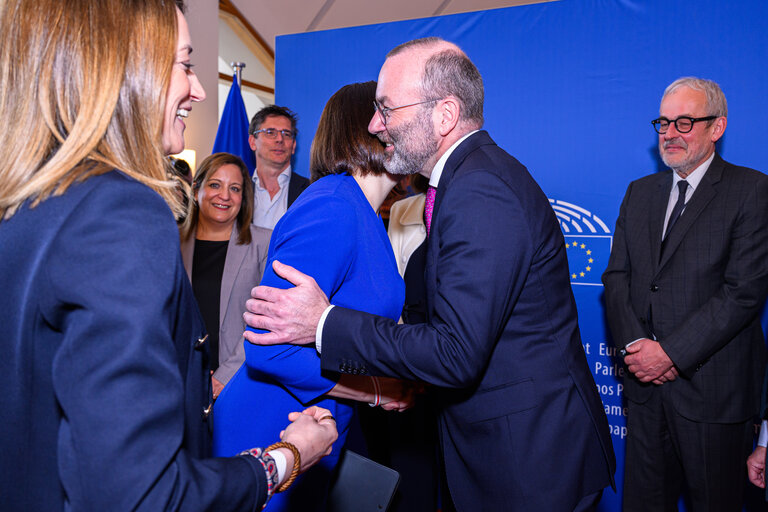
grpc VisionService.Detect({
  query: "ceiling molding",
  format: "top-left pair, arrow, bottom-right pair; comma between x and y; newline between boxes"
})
218,72 -> 275,95
219,0 -> 275,75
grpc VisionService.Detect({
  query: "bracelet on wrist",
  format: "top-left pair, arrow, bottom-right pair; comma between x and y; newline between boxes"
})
368,376 -> 381,407
266,441 -> 301,493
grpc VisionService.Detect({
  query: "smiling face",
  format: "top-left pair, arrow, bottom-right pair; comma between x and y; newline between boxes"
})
248,115 -> 296,172
658,86 -> 725,177
196,163 -> 243,228
368,51 -> 439,176
161,9 -> 206,155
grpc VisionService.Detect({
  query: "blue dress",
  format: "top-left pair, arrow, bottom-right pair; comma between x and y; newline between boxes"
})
213,173 -> 404,511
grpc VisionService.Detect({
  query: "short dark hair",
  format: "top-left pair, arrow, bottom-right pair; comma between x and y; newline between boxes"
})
309,81 -> 387,182
388,37 -> 484,127
181,153 -> 254,245
248,105 -> 298,137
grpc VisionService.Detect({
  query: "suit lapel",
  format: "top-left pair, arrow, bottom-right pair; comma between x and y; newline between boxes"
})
425,131 -> 492,315
658,155 -> 723,269
219,227 -> 245,326
648,173 -> 671,269
180,234 -> 194,282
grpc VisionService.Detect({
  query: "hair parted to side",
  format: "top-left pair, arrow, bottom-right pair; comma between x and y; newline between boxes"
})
310,81 -> 388,182
249,105 -> 299,136
0,0 -> 186,220
388,37 -> 484,127
663,77 -> 728,118
180,152 -> 254,245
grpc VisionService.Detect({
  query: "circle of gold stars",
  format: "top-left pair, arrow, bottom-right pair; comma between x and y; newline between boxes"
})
565,241 -> 594,280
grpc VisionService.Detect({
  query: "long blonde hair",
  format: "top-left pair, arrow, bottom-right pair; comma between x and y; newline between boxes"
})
0,0 -> 184,220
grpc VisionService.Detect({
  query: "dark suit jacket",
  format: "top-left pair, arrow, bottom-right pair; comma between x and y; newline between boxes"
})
0,171 -> 267,511
602,153 -> 768,423
181,224 -> 271,385
321,131 -> 615,510
287,171 -> 309,206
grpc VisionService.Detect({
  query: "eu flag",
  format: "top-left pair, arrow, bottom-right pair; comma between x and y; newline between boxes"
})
212,74 -> 256,175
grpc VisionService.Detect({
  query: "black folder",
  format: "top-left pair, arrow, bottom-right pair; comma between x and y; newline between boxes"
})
327,450 -> 401,512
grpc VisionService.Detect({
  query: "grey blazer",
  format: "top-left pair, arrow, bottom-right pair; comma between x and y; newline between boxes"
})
181,224 -> 271,384
603,153 -> 768,422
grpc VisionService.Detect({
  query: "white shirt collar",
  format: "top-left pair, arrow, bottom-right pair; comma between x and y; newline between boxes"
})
253,164 -> 292,190
672,152 -> 714,191
428,130 -> 479,188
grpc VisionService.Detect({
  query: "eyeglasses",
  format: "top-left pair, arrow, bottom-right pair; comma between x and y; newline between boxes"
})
252,128 -> 295,140
373,99 -> 441,126
651,116 -> 717,134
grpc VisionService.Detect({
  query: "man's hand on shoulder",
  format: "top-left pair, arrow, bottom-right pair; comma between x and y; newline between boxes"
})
243,260 -> 330,346
623,338 -> 676,384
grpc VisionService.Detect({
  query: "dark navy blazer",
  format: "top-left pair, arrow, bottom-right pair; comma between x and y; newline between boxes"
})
0,171 -> 267,511
321,131 -> 615,510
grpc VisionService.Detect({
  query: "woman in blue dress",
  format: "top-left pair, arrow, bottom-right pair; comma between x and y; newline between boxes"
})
213,81 -> 416,511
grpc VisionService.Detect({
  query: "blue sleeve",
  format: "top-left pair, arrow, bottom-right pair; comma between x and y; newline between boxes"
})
244,189 -> 358,403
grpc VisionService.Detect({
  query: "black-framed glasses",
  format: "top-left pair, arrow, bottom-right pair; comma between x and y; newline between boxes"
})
252,128 -> 295,140
651,116 -> 717,134
373,98 -> 441,126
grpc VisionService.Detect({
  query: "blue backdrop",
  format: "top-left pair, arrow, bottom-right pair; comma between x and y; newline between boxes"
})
275,1 -> 768,509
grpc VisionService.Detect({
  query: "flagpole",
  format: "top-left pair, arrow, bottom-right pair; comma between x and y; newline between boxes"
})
230,61 -> 245,87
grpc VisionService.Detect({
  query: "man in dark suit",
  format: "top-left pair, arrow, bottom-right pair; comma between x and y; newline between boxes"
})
602,77 -> 768,511
243,37 -> 615,511
248,105 -> 309,229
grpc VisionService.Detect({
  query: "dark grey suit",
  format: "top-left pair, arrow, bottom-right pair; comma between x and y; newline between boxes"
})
603,153 -> 768,510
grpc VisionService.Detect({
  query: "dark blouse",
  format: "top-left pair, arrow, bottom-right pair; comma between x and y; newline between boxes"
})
191,239 -> 228,371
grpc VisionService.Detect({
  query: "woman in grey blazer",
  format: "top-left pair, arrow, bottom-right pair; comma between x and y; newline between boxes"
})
181,152 -> 271,397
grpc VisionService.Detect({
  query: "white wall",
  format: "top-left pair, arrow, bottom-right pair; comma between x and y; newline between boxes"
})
182,0 -> 219,162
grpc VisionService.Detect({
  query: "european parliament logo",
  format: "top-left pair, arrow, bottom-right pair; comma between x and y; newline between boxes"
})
549,199 -> 612,286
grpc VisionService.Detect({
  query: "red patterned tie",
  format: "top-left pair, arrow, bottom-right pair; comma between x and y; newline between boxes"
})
424,186 -> 436,236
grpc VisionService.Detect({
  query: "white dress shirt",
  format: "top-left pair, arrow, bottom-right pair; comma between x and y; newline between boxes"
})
662,152 -> 714,236
252,165 -> 292,230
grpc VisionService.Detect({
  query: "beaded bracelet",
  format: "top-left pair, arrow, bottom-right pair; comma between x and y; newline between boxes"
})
266,441 -> 301,493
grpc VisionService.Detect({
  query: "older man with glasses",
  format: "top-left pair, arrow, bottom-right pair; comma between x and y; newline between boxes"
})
603,77 -> 768,511
247,105 -> 309,229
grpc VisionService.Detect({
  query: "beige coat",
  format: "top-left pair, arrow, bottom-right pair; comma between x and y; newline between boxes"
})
181,224 -> 271,385
387,193 -> 426,278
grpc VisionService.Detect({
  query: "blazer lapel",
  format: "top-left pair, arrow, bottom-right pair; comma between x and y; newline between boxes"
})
648,173 -> 670,269
658,155 -> 723,269
219,227 -> 246,326
425,131 -> 493,315
180,233 -> 195,282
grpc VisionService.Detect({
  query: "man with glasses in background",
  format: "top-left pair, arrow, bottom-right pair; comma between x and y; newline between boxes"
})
603,77 -> 768,510
248,105 -> 309,229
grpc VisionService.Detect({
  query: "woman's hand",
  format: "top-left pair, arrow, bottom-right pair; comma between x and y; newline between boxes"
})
280,406 -> 338,473
377,376 -> 424,412
328,374 -> 424,411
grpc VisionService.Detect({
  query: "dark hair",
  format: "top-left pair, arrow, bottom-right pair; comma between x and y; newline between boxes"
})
309,81 -> 387,182
181,153 -> 254,245
248,105 -> 298,136
388,37 -> 484,127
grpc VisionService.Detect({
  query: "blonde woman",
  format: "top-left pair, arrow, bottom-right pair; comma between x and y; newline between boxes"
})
0,1 -> 335,510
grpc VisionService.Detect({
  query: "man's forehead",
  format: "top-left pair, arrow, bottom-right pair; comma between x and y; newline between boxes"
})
660,86 -> 706,111
260,115 -> 292,126
376,53 -> 422,102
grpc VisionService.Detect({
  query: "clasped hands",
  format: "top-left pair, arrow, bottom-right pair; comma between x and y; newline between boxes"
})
623,338 -> 678,385
280,406 -> 338,473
